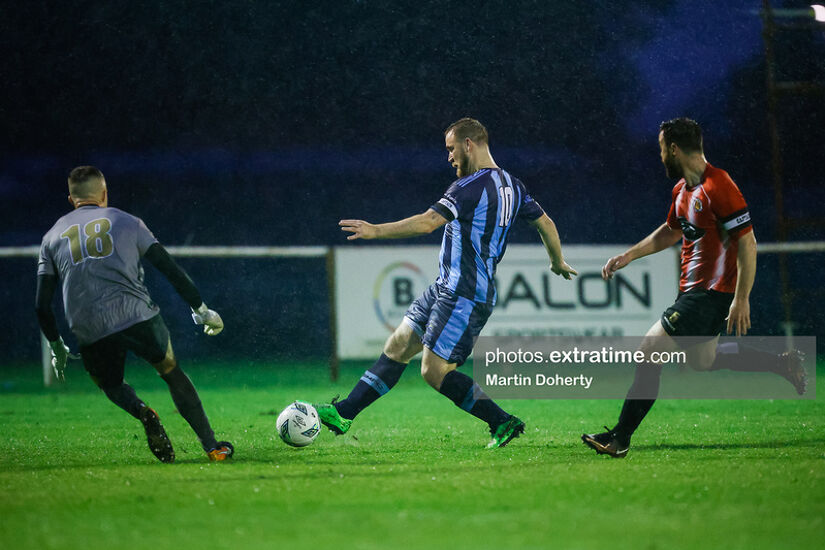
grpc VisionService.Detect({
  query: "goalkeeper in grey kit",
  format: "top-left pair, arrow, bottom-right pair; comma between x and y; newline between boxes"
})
35,166 -> 233,463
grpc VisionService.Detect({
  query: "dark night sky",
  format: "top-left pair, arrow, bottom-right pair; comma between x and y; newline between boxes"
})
1,0 -> 822,245
2,1 -> 812,151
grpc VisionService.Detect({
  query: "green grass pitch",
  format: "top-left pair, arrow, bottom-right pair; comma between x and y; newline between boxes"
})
1,360 -> 823,550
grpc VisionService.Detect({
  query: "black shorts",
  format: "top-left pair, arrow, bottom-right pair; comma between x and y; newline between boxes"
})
660,289 -> 733,340
80,315 -> 170,388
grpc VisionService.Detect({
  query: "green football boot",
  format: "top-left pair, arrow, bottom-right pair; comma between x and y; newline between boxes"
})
313,397 -> 352,435
487,415 -> 525,449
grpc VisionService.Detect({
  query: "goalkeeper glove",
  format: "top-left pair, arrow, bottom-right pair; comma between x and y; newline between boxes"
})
48,337 -> 77,382
191,303 -> 224,336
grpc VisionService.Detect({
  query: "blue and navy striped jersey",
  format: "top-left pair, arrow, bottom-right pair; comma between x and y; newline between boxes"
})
429,168 -> 544,305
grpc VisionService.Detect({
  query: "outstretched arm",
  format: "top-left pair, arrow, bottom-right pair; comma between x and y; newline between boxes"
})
528,214 -> 578,280
727,230 -> 756,336
143,243 -> 223,335
602,223 -> 682,280
340,209 -> 448,240
143,243 -> 203,309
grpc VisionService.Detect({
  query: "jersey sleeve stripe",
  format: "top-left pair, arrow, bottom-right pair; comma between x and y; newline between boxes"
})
432,199 -> 458,221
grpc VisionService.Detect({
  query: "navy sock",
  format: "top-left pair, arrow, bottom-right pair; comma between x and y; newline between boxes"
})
615,363 -> 663,439
710,343 -> 779,372
161,366 -> 218,451
102,383 -> 145,419
438,370 -> 510,429
335,353 -> 407,420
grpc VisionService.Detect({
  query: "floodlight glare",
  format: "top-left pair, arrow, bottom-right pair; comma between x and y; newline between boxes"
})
813,4 -> 825,22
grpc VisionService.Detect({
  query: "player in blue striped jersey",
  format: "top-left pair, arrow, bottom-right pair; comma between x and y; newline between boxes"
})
316,118 -> 577,448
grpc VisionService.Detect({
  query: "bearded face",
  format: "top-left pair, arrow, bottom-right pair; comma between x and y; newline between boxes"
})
445,130 -> 472,178
658,131 -> 684,181
663,149 -> 683,180
453,148 -> 471,178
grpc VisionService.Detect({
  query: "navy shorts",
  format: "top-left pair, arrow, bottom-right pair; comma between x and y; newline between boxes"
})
80,314 -> 170,388
660,289 -> 734,340
403,283 -> 493,366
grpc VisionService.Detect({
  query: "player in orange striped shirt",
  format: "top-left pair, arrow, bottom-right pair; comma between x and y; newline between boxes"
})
582,118 -> 807,458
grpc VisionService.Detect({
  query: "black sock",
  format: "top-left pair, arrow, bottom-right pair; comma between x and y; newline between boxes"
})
710,343 -> 780,372
615,363 -> 663,439
438,370 -> 510,429
102,383 -> 145,419
335,354 -> 407,420
161,366 -> 217,452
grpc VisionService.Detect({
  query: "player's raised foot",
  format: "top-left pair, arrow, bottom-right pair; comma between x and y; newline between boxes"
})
487,415 -> 525,449
581,426 -> 630,458
313,397 -> 352,435
139,406 -> 175,463
207,441 -> 235,462
774,350 -> 808,395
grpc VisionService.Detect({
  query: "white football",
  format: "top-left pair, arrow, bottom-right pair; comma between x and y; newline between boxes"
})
276,401 -> 321,447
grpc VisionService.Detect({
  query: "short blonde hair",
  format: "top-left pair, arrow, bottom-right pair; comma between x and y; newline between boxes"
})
445,118 -> 489,145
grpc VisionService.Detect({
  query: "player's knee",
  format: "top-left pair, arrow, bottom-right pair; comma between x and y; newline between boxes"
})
420,362 -> 436,388
420,361 -> 445,389
383,335 -> 404,361
637,347 -> 658,366
688,353 -> 716,371
384,328 -> 420,363
153,356 -> 177,375
638,340 -> 676,365
151,341 -> 178,375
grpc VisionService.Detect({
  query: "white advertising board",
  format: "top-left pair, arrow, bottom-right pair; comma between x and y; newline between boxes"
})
335,245 -> 679,359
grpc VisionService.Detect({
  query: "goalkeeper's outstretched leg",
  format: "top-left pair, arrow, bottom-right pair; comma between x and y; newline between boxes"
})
153,339 -> 232,461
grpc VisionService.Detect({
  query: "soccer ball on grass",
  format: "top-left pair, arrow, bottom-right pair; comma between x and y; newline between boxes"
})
276,401 -> 321,447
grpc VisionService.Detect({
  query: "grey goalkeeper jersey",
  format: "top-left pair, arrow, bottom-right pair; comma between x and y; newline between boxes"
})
37,205 -> 160,345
